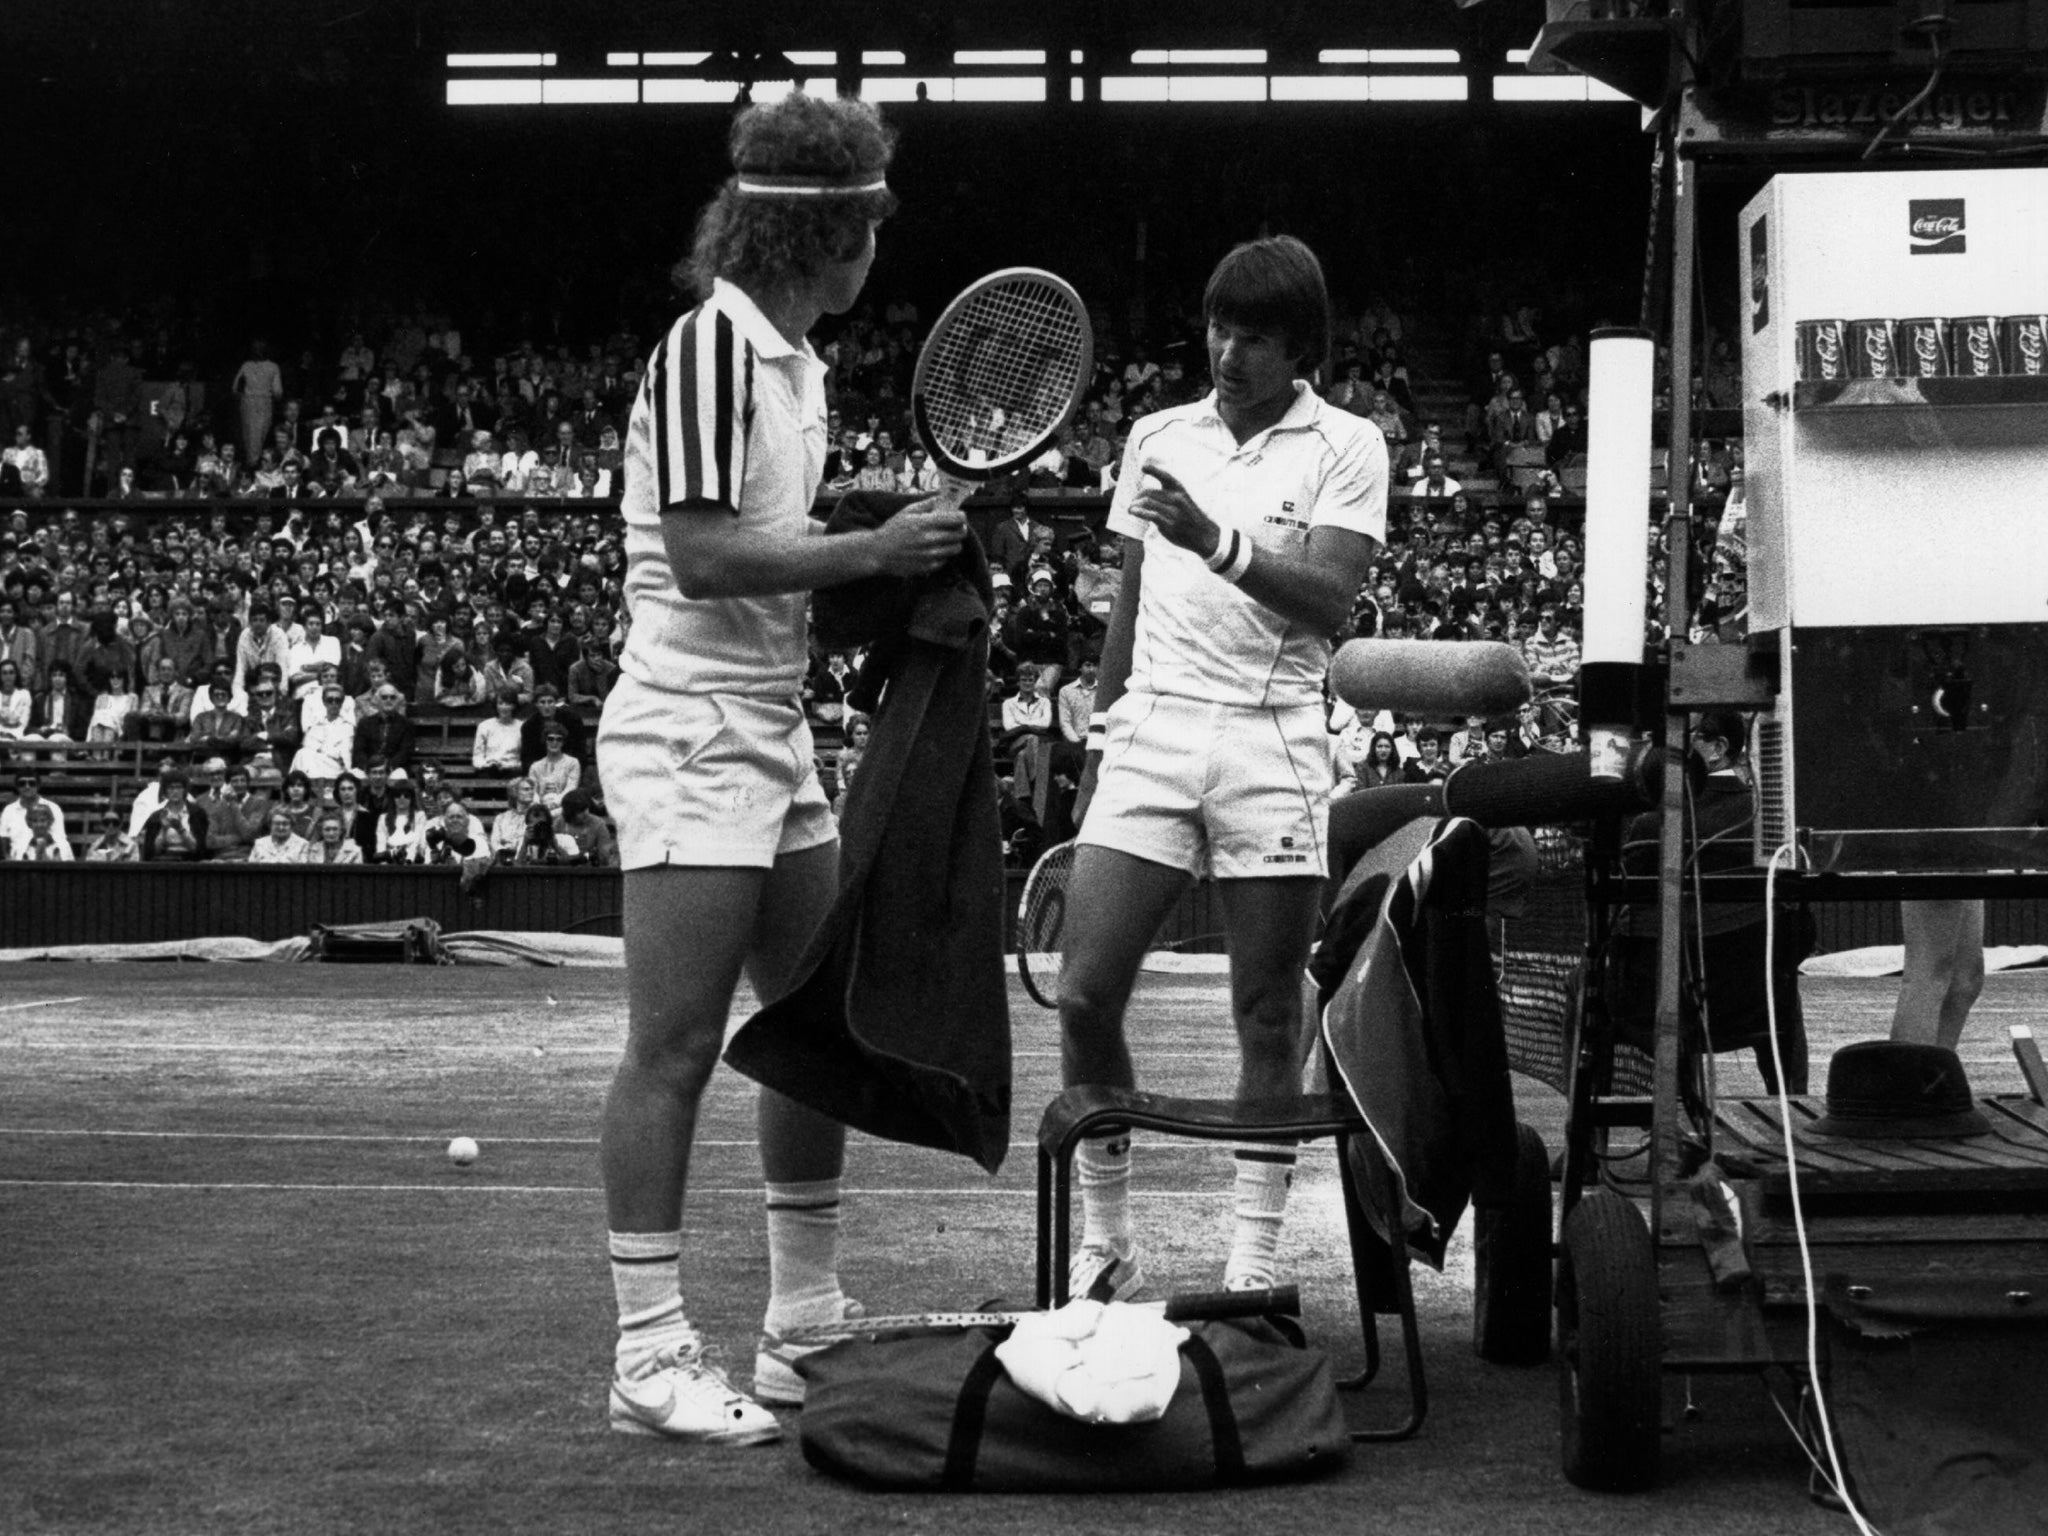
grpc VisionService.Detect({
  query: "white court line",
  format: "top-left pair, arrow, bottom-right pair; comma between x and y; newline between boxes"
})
0,1179 -> 1250,1196
0,1042 -> 1240,1060
0,1126 -> 1334,1154
0,996 -> 86,1013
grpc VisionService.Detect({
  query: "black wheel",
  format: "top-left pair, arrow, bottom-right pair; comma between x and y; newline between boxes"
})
1556,1188 -> 1660,1491
1473,1121 -> 1553,1365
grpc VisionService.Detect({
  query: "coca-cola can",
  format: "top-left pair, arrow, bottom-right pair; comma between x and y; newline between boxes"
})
1796,319 -> 1849,382
1897,317 -> 1948,378
1949,316 -> 2001,377
2001,314 -> 2048,377
1846,318 -> 1898,378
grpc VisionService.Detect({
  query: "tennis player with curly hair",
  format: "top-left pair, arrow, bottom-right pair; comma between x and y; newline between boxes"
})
597,93 -> 966,1444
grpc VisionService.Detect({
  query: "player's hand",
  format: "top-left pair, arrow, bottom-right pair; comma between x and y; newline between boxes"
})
1126,465 -> 1222,562
870,500 -> 968,578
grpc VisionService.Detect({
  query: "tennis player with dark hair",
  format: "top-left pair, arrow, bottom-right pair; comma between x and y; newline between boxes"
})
596,92 -> 967,1444
1061,235 -> 1387,1299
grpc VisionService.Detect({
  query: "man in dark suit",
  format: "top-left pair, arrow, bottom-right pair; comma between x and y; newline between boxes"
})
352,684 -> 416,773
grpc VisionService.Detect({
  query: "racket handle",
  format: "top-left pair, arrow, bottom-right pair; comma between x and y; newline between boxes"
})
932,474 -> 976,516
1160,1284 -> 1301,1322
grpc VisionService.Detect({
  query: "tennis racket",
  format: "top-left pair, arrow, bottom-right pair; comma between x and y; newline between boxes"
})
774,1284 -> 1300,1346
1015,837 -> 1077,1009
911,268 -> 1094,513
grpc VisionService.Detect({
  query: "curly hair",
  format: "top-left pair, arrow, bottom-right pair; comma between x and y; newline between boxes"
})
679,93 -> 899,299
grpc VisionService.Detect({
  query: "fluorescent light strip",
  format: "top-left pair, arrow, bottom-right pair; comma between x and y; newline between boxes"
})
543,78 -> 638,104
954,76 -> 1046,102
1318,49 -> 1373,64
1505,48 -> 1534,64
1370,75 -> 1468,100
607,53 -> 639,67
1101,75 -> 1266,102
644,52 -> 711,67
784,50 -> 835,66
447,53 -> 555,69
1493,75 -> 1629,101
862,77 -> 948,102
863,51 -> 906,66
1131,48 -> 1268,65
447,78 -> 544,105
1271,76 -> 1374,101
1369,48 -> 1460,64
643,79 -> 739,104
955,49 -> 1047,66
1070,50 -> 1084,64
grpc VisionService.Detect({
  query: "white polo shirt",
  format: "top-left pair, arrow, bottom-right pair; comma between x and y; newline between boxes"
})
618,278 -> 829,696
1106,383 -> 1386,709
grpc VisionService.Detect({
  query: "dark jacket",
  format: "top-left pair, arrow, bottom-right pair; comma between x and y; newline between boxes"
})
353,711 -> 417,771
1313,815 -> 1518,1270
725,491 -> 1012,1173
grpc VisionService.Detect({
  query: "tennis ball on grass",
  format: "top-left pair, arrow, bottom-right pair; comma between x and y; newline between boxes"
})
447,1136 -> 480,1168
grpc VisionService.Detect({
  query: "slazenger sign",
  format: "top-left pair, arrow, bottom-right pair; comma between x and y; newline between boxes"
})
1769,85 -> 2028,131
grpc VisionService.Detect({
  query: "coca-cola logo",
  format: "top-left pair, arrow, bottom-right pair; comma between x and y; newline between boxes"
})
1864,329 -> 1891,365
1965,329 -> 1994,373
1909,198 -> 1966,255
2020,325 -> 2045,373
1812,326 -> 1842,377
1914,330 -> 1940,366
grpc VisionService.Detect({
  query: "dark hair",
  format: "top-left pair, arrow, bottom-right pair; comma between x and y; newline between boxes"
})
560,788 -> 593,819
1694,709 -> 1748,760
1201,234 -> 1332,379
680,93 -> 898,298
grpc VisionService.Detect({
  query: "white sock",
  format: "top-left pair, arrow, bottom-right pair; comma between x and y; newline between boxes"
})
763,1178 -> 844,1332
1077,1132 -> 1133,1255
609,1229 -> 693,1372
1225,1145 -> 1296,1288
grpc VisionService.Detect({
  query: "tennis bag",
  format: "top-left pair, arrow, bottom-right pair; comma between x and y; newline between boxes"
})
798,1316 -> 1351,1491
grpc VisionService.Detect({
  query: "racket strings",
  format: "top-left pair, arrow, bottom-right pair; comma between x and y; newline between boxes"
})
920,280 -> 1087,465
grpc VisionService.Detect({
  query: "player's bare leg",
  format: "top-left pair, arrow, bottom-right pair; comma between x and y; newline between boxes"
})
1057,845 -> 1190,1299
744,842 -> 861,1404
602,865 -> 781,1443
1216,875 -> 1323,1289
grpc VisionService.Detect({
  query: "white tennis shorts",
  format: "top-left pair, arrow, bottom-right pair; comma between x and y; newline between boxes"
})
597,675 -> 836,871
1078,691 -> 1332,880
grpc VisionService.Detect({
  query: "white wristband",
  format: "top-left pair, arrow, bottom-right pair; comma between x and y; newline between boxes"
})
1088,711 -> 1108,730
1206,528 -> 1253,586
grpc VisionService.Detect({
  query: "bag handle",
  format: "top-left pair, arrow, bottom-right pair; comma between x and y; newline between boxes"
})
1184,1332 -> 1246,1484
940,1341 -> 1008,1490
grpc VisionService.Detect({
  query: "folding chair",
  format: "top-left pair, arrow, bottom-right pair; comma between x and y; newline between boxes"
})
1034,815 -> 1552,1444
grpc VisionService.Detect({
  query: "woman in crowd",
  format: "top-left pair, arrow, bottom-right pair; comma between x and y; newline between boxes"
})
375,775 -> 428,863
491,775 -> 539,860
436,649 -> 486,709
250,803 -> 311,864
330,771 -> 378,861
276,768 -> 320,837
0,659 -> 30,747
1352,731 -> 1404,791
472,689 -> 526,776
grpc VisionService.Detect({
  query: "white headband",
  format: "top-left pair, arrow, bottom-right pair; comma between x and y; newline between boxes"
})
734,173 -> 889,198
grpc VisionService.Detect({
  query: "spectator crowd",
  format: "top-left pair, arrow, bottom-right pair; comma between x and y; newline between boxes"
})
1,286 -> 1739,869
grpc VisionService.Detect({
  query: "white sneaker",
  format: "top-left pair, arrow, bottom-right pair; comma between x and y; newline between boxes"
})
754,1297 -> 864,1407
1069,1243 -> 1148,1303
609,1340 -> 783,1445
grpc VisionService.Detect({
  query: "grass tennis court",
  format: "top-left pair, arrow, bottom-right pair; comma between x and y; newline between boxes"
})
8,962 -> 2040,1535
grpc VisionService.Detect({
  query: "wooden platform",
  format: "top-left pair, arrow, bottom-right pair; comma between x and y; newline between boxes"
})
1714,1094 -> 2048,1197
1657,1094 -> 2048,1367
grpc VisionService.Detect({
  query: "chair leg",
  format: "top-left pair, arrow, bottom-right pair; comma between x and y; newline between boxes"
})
1337,1134 -> 1428,1442
1035,1149 -> 1053,1310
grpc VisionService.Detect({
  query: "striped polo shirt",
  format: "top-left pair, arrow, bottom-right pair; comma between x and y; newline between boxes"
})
618,278 -> 829,696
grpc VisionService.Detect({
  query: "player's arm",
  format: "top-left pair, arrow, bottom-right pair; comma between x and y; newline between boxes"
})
643,320 -> 966,600
1071,536 -> 1143,828
1126,464 -> 1378,634
661,498 -> 965,600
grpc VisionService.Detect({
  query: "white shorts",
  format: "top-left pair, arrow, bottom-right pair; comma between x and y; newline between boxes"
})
596,675 -> 836,871
1079,691 -> 1332,880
